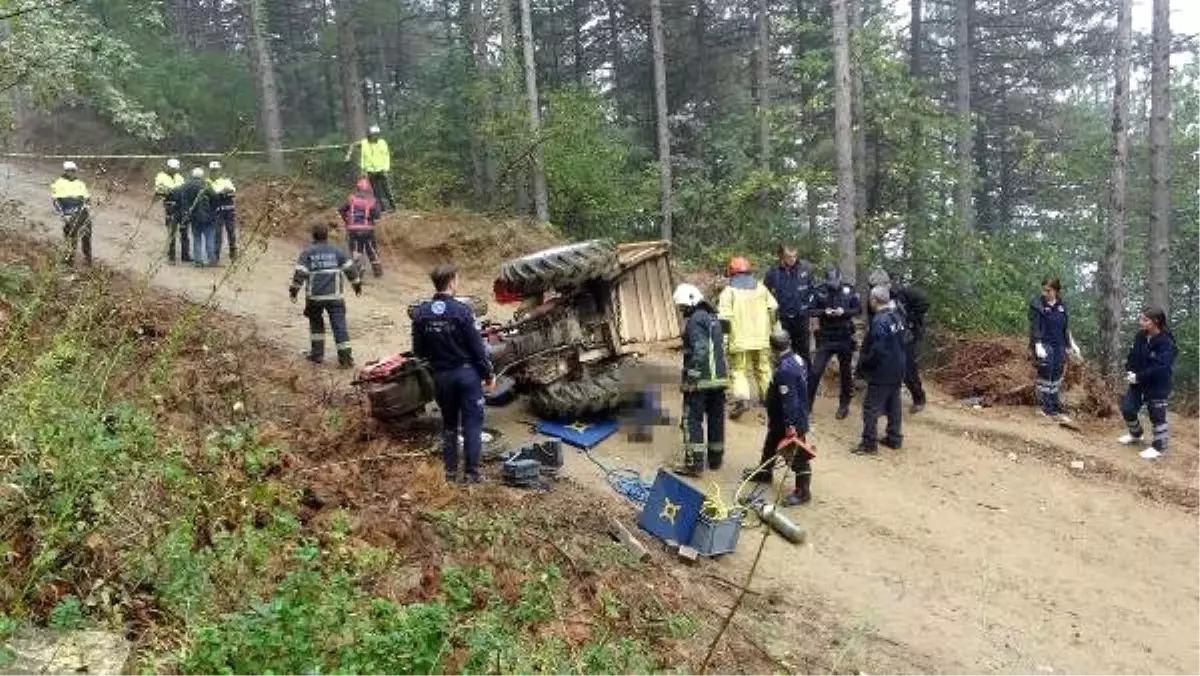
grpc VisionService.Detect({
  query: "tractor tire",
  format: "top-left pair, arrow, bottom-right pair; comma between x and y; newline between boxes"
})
498,240 -> 619,296
529,367 -> 626,421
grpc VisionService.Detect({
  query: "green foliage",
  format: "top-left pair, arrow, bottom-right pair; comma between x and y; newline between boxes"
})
48,596 -> 85,630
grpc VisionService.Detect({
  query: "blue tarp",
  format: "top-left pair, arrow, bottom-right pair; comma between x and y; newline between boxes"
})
535,417 -> 619,450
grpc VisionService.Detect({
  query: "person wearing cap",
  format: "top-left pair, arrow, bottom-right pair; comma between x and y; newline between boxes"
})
289,221 -> 362,368
338,177 -> 383,277
808,265 -> 862,419
852,286 -> 907,455
866,268 -> 930,413
717,256 -> 778,418
747,329 -> 814,506
674,282 -> 729,476
177,167 -> 215,267
50,161 -> 92,266
153,158 -> 188,263
206,161 -> 238,263
764,244 -> 816,364
344,124 -> 395,212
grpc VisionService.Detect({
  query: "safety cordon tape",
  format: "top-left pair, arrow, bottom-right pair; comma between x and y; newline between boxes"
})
0,143 -> 349,160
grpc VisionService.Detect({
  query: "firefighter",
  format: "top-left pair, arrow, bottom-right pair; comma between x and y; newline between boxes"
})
764,244 -> 815,364
338,177 -> 384,277
1118,307 -> 1177,460
1027,276 -> 1082,423
207,161 -> 238,263
748,329 -> 814,506
154,158 -> 188,263
808,265 -> 861,419
853,286 -> 907,455
344,124 -> 395,212
867,269 -> 931,413
411,264 -> 495,484
289,222 -> 361,368
178,167 -> 215,267
50,161 -> 92,266
717,256 -> 778,418
673,282 -> 729,476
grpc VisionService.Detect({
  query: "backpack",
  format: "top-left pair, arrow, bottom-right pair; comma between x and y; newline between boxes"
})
346,194 -> 376,228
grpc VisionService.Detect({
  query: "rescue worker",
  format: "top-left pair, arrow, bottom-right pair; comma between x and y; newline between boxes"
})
289,222 -> 361,367
674,282 -> 729,476
177,167 -> 215,267
153,158 -> 188,263
808,265 -> 861,419
1027,276 -> 1082,422
50,161 -> 92,266
411,264 -> 495,484
748,329 -> 814,506
764,244 -> 815,363
344,124 -> 395,212
338,177 -> 384,277
717,256 -> 778,418
867,269 -> 930,413
853,286 -> 907,455
1118,307 -> 1176,460
207,161 -> 238,263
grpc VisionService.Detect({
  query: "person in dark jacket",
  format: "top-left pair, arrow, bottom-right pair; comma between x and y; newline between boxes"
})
764,244 -> 816,363
853,286 -> 907,455
747,329 -> 813,506
289,222 -> 361,367
338,177 -> 384,278
867,268 -> 930,413
673,283 -> 729,476
808,265 -> 861,419
177,167 -> 216,267
1027,276 -> 1082,422
412,264 -> 495,484
1118,307 -> 1176,460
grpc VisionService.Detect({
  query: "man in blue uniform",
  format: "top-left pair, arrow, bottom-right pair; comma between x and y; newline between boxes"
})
289,222 -> 361,367
748,330 -> 814,506
853,286 -> 907,454
412,264 -> 495,484
764,244 -> 815,364
673,283 -> 729,476
867,269 -> 930,413
808,265 -> 861,419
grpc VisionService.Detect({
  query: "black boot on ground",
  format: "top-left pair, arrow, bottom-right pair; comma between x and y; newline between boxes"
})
337,349 -> 354,369
371,263 -> 383,277
783,474 -> 812,506
879,436 -> 902,450
707,450 -> 724,471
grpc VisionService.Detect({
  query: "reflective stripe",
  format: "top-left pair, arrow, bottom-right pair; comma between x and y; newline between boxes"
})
340,260 -> 356,270
294,264 -> 310,273
308,293 -> 344,301
335,342 -> 351,350
310,333 -> 325,341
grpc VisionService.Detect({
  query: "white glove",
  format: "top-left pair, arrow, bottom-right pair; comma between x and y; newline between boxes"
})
1069,339 -> 1082,360
1035,343 -> 1047,360
1126,371 -> 1137,385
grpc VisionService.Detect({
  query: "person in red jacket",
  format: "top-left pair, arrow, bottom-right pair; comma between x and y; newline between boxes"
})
338,178 -> 384,277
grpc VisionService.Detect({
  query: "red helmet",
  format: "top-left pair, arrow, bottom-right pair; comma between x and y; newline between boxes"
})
355,177 -> 373,193
727,256 -> 751,275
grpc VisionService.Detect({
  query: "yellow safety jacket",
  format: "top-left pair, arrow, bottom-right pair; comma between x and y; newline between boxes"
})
356,138 -> 390,173
717,277 -> 778,352
50,177 -> 89,213
154,171 -> 184,199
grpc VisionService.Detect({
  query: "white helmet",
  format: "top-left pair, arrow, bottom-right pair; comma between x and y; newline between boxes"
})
208,160 -> 221,170
368,124 -> 381,134
672,283 -> 704,308
191,167 -> 205,178
62,161 -> 77,171
166,158 -> 181,170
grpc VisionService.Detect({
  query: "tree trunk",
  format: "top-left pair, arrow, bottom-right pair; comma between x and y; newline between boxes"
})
572,0 -> 585,84
465,0 -> 491,208
1147,0 -> 1170,311
498,0 -> 530,215
850,0 -> 866,222
1098,0 -> 1132,376
337,1 -> 367,143
247,0 -> 284,170
955,0 -> 974,231
520,0 -> 550,224
756,0 -> 770,172
650,0 -> 673,241
605,0 -> 625,119
832,0 -> 856,282
906,0 -> 924,272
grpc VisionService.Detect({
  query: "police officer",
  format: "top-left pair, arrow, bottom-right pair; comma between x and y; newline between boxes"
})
853,286 -> 907,454
808,265 -> 861,419
154,158 -> 188,263
289,222 -> 361,368
748,329 -> 813,506
867,269 -> 930,413
412,264 -> 495,484
50,161 -> 92,266
178,167 -> 215,267
764,244 -> 815,363
674,282 -> 729,476
207,161 -> 238,263
338,177 -> 384,277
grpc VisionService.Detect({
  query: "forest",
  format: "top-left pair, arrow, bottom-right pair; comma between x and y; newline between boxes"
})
1,0 -> 1196,395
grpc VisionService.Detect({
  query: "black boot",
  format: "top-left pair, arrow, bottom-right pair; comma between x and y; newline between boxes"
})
707,448 -> 724,471
783,474 -> 812,506
675,445 -> 705,477
337,348 -> 354,369
371,263 -> 383,278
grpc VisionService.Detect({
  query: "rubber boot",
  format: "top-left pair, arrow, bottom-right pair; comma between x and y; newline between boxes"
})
783,473 -> 812,506
337,348 -> 354,369
707,446 -> 724,471
371,262 -> 383,277
675,445 -> 705,477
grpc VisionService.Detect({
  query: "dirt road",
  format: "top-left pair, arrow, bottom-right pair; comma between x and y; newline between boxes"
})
4,161 -> 1197,674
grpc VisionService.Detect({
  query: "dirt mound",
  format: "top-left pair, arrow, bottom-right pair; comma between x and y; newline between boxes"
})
374,210 -> 561,277
237,178 -> 332,240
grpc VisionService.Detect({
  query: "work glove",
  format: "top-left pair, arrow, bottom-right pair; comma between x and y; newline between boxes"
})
1069,339 -> 1083,361
288,287 -> 299,302
352,282 -> 363,296
1126,371 -> 1138,385
1035,342 -> 1047,360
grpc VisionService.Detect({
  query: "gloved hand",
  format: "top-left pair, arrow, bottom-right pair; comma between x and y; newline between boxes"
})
1035,342 -> 1047,360
833,307 -> 845,316
685,368 -> 701,380
1126,371 -> 1137,385
288,287 -> 299,302
1069,339 -> 1083,361
353,282 -> 363,296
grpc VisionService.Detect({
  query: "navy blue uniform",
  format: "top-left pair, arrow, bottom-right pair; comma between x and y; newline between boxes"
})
412,293 -> 494,481
1121,330 -> 1177,452
856,307 -> 907,451
680,302 -> 729,473
757,351 -> 811,479
176,177 -> 215,266
765,262 -> 816,361
290,240 -> 360,365
808,280 -> 861,410
1028,295 -> 1070,415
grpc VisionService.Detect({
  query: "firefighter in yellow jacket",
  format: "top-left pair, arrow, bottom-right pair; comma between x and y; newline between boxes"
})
344,124 -> 395,212
718,256 -> 778,417
50,161 -> 92,266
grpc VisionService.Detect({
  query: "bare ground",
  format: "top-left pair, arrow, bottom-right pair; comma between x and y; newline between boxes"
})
3,160 -> 1197,674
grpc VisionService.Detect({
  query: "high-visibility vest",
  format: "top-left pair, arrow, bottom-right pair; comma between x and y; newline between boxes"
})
51,177 -> 89,200
717,278 -> 779,352
358,138 -> 391,173
208,177 -> 236,195
154,171 -> 184,197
